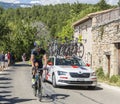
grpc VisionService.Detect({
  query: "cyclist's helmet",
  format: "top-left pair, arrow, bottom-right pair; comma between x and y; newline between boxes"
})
34,40 -> 41,49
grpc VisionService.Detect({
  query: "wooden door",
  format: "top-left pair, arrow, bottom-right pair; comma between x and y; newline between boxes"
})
118,44 -> 120,75
106,55 -> 110,77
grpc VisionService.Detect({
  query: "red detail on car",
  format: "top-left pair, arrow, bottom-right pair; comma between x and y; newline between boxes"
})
72,65 -> 79,68
91,78 -> 97,80
60,77 -> 68,79
86,63 -> 90,67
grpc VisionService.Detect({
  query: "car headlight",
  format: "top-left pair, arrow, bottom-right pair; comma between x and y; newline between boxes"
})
91,72 -> 96,76
57,71 -> 67,75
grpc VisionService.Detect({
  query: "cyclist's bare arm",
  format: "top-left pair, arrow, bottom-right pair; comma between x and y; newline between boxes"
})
43,54 -> 47,69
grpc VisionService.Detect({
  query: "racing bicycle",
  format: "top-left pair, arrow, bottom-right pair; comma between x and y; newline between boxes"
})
32,62 -> 47,101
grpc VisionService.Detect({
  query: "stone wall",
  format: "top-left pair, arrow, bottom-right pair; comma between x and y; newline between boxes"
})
73,8 -> 120,76
92,20 -> 120,76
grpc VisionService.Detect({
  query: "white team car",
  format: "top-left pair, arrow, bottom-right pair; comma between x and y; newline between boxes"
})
46,56 -> 97,89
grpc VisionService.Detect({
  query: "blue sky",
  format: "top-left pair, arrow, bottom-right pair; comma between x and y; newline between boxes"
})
0,0 -> 119,5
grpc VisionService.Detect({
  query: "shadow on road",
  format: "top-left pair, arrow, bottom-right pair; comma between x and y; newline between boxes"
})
14,63 -> 31,67
0,77 -> 12,81
46,81 -> 103,91
0,82 -> 11,84
51,93 -> 69,100
0,91 -> 12,94
4,69 -> 15,72
0,73 -> 10,75
58,86 -> 103,91
0,96 -> 36,104
40,93 -> 70,103
0,86 -> 13,89
0,70 -> 36,104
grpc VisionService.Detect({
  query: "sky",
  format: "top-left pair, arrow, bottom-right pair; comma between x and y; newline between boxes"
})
0,0 -> 119,5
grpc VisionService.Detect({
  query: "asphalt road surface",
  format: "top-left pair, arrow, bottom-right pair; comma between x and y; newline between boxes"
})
1,62 -> 120,104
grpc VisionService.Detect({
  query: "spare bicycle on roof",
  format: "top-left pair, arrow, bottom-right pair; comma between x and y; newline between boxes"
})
47,37 -> 84,58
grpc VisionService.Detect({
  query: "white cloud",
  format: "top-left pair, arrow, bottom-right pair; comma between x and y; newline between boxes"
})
106,0 -> 119,5
30,0 -> 41,4
0,0 -> 20,3
31,0 -> 119,5
0,0 -> 119,5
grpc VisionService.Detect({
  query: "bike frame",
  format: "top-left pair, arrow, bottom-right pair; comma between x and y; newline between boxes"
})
33,62 -> 43,102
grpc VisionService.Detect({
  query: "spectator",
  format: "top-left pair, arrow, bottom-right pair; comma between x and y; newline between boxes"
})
7,51 -> 11,66
10,52 -> 15,65
0,53 -> 1,71
22,53 -> 26,62
5,53 -> 8,69
0,51 -> 5,71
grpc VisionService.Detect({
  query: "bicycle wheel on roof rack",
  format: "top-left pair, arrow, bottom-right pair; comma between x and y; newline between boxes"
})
59,45 -> 65,56
65,46 -> 71,56
48,43 -> 53,56
57,44 -> 62,56
77,43 -> 84,58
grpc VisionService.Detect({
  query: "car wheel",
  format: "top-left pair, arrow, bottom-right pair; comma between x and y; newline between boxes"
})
88,86 -> 96,90
52,74 -> 57,88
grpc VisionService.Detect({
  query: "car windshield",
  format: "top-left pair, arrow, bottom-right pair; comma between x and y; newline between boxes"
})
56,58 -> 86,66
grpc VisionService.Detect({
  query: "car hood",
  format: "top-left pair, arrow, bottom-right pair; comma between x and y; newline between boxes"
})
54,65 -> 93,73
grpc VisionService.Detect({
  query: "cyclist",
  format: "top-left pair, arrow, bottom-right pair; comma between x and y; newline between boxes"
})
30,43 -> 47,87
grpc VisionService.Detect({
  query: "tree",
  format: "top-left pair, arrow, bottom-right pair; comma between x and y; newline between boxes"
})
0,6 -> 4,14
118,0 -> 120,7
96,0 -> 111,10
0,18 -> 11,50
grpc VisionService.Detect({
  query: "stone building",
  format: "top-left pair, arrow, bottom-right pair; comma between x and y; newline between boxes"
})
72,8 -> 120,77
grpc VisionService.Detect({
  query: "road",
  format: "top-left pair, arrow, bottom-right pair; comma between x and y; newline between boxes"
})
0,62 -> 120,104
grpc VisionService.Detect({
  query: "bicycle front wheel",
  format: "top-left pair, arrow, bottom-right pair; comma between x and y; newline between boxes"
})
38,75 -> 42,102
33,82 -> 37,97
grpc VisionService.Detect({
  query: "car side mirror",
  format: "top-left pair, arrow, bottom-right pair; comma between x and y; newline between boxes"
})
86,63 -> 90,67
47,62 -> 53,66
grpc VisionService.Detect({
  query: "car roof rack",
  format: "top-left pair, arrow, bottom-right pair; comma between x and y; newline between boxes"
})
49,55 -> 82,59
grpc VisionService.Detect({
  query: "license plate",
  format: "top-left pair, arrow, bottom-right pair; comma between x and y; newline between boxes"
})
77,78 -> 84,81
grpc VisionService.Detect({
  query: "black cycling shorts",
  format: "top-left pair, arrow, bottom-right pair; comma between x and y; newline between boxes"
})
34,60 -> 43,68
32,67 -> 43,76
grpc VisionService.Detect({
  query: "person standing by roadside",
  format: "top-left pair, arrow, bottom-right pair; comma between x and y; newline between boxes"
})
0,51 -> 5,71
0,52 -> 1,71
7,51 -> 11,66
5,53 -> 8,69
22,53 -> 26,62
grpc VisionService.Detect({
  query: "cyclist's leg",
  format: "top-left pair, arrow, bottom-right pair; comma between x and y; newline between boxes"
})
32,67 -> 36,86
32,62 -> 38,86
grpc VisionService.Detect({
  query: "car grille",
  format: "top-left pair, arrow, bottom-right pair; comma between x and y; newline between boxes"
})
70,72 -> 90,78
58,80 -> 93,84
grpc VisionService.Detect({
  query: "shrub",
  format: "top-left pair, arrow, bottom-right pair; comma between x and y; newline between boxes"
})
96,67 -> 105,79
109,75 -> 119,83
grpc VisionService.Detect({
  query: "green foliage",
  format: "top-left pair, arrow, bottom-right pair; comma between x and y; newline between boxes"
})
0,2 -> 114,61
96,68 -> 120,87
109,75 -> 119,83
0,18 -> 11,50
118,0 -> 120,7
96,0 -> 111,10
96,67 -> 105,79
0,6 -> 4,14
